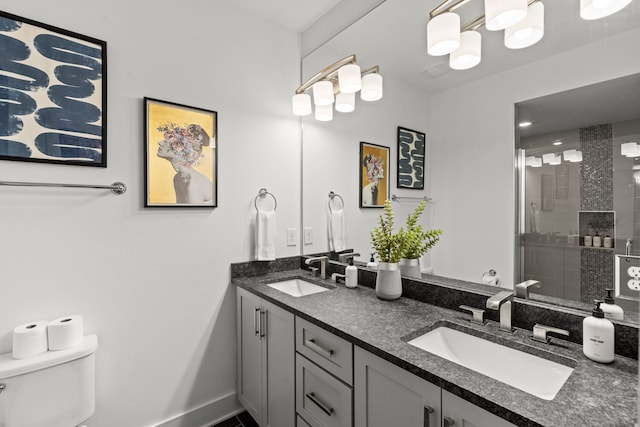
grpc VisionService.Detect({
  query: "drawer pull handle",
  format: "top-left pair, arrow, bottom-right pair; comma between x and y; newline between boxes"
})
305,338 -> 334,358
424,406 -> 435,427
306,392 -> 334,416
443,416 -> 455,427
254,307 -> 260,336
259,310 -> 265,338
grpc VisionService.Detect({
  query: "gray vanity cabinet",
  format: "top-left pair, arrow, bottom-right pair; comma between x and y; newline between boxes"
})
236,287 -> 295,427
441,390 -> 514,427
354,347 -> 516,427
354,346 -> 441,427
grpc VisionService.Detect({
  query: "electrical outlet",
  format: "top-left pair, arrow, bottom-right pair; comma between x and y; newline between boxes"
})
627,266 -> 640,278
286,228 -> 297,246
628,279 -> 640,291
615,254 -> 640,300
304,227 -> 313,245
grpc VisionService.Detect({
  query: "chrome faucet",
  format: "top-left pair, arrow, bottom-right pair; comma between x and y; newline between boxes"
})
532,324 -> 569,345
305,256 -> 329,279
338,252 -> 360,263
486,291 -> 514,333
514,280 -> 541,299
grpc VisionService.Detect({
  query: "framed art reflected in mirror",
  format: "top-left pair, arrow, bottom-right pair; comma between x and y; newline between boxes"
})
360,141 -> 389,208
397,126 -> 425,190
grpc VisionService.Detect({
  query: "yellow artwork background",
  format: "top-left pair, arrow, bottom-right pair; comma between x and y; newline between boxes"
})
361,143 -> 388,205
147,101 -> 216,205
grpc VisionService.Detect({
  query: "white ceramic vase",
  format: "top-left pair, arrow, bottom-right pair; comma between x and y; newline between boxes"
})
375,262 -> 402,300
399,258 -> 421,279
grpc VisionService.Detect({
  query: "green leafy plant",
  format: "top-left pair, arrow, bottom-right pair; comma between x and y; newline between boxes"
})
397,201 -> 443,259
370,199 -> 402,263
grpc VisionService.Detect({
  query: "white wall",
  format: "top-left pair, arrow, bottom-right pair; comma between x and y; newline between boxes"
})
0,1 -> 301,426
429,28 -> 640,288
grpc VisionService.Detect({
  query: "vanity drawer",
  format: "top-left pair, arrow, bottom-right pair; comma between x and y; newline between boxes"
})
297,415 -> 312,427
296,354 -> 353,427
296,317 -> 353,385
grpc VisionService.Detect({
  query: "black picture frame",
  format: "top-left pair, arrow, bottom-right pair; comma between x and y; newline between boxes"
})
360,141 -> 390,208
0,11 -> 107,167
397,126 -> 425,189
144,97 -> 218,208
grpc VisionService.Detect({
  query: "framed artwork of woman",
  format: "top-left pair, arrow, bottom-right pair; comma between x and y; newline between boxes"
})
359,141 -> 389,208
144,98 -> 217,207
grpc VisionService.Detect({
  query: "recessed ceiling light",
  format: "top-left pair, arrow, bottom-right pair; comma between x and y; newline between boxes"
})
553,141 -> 562,146
519,121 -> 532,127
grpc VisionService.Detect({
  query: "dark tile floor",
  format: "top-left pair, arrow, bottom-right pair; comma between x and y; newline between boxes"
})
212,410 -> 259,427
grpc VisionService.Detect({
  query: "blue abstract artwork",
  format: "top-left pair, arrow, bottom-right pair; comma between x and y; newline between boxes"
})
0,12 -> 106,166
397,127 -> 425,189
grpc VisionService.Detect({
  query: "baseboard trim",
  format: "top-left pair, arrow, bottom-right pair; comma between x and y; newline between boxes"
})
155,391 -> 243,427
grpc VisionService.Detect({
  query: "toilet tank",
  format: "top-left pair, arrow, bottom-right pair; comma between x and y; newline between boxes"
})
0,334 -> 98,427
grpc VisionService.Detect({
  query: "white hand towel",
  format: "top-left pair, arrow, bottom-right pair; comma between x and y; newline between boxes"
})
328,209 -> 346,252
256,210 -> 276,261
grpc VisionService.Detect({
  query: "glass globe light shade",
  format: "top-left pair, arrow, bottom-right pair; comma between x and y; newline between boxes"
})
427,12 -> 461,56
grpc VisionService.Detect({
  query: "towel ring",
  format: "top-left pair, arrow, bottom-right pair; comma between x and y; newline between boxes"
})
255,188 -> 277,212
328,191 -> 344,212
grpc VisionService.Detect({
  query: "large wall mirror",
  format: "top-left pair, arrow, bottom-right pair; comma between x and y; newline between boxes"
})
300,0 -> 640,323
516,73 -> 640,318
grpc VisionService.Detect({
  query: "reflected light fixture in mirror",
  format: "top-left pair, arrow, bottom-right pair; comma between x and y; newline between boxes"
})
580,0 -> 633,19
427,0 -> 632,70
484,0 -> 528,30
450,30 -> 482,70
292,54 -> 383,121
621,142 -> 640,157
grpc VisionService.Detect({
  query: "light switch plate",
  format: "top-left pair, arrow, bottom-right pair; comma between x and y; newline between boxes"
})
304,227 -> 313,245
286,228 -> 297,246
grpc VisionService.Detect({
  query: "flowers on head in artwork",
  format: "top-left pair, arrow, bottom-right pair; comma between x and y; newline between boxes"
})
157,122 -> 210,168
363,153 -> 384,184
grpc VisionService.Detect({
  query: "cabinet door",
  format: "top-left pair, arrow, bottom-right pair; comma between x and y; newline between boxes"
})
441,390 -> 515,427
354,346 -> 441,427
263,299 -> 295,427
237,288 -> 264,425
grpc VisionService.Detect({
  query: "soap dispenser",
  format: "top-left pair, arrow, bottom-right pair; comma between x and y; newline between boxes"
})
583,300 -> 614,363
366,253 -> 378,270
601,289 -> 624,320
345,257 -> 358,288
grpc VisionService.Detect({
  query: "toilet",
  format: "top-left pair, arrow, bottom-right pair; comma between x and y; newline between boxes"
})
0,334 -> 98,427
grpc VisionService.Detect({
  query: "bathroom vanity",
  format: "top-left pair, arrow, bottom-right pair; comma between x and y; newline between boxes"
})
232,258 -> 638,427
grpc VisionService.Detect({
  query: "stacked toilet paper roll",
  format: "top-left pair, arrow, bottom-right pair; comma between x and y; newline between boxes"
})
47,315 -> 84,350
12,321 -> 48,359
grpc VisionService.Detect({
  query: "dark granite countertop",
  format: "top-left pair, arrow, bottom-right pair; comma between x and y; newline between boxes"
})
233,269 -> 638,427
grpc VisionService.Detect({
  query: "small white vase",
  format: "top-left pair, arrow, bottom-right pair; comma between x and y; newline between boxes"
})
399,258 -> 421,279
376,262 -> 402,300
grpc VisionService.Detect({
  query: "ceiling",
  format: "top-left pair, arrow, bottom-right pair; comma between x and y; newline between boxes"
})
224,0 -> 342,33
518,73 -> 640,139
307,0 -> 640,94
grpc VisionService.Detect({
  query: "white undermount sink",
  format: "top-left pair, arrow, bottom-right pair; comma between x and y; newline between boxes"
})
408,325 -> 574,400
266,278 -> 330,297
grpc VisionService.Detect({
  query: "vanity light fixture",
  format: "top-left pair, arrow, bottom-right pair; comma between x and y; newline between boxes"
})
525,156 -> 543,167
427,0 -> 630,70
621,142 -> 640,157
542,153 -> 561,165
563,149 -> 583,162
580,0 -> 633,20
292,54 -> 383,121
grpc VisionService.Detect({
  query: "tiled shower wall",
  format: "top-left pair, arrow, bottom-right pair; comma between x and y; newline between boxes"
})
579,124 -> 614,303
